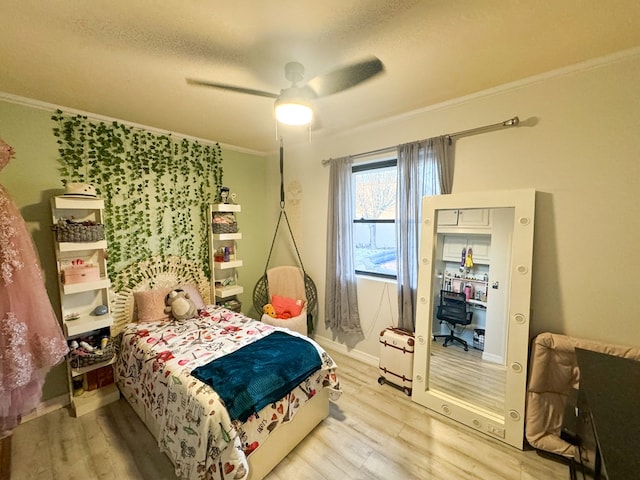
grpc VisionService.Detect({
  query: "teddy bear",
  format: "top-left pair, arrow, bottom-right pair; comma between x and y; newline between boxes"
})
262,303 -> 277,318
164,288 -> 197,321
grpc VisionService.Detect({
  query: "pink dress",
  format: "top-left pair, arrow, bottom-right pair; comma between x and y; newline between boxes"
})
0,139 -> 68,434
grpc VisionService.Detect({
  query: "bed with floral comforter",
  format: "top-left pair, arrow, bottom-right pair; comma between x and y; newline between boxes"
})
115,306 -> 341,480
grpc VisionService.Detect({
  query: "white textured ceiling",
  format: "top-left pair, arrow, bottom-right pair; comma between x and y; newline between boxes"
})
2,1 -> 640,153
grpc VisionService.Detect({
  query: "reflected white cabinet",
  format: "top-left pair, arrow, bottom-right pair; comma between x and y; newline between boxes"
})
208,203 -> 243,312
437,208 -> 490,228
442,234 -> 491,265
51,196 -> 119,416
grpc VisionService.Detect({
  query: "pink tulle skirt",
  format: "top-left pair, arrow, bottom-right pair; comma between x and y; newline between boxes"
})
1,183 -> 68,432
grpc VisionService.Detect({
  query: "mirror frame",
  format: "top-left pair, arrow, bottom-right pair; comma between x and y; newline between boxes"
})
412,189 -> 536,449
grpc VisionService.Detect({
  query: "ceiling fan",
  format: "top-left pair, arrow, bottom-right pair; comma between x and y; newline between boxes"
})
186,56 -> 384,126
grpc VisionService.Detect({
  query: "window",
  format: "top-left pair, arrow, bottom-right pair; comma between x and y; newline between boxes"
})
353,159 -> 397,278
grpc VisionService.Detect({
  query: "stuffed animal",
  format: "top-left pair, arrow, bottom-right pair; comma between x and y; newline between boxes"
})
262,303 -> 277,318
164,288 -> 197,321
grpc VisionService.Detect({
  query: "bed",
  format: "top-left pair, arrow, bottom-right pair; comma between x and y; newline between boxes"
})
110,256 -> 341,480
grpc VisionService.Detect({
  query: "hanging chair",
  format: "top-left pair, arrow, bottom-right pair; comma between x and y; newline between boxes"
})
253,267 -> 318,317
252,232 -> 318,313
252,140 -> 318,334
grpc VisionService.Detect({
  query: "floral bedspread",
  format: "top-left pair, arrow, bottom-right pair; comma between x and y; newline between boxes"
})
115,306 -> 341,480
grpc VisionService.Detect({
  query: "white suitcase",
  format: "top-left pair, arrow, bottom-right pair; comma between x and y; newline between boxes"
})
378,327 -> 415,395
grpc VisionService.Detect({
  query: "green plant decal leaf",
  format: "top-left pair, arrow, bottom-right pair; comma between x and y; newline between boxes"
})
51,110 -> 223,279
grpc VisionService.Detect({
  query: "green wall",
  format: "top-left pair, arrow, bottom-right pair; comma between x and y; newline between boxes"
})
0,98 -> 269,402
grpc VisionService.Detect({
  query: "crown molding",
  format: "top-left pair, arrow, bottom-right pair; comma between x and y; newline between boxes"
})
0,91 -> 267,157
338,46 -> 640,136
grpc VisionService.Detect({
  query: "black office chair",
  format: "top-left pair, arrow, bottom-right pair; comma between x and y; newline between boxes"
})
432,290 -> 473,351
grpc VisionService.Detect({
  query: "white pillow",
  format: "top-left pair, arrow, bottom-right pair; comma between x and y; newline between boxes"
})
179,284 -> 205,310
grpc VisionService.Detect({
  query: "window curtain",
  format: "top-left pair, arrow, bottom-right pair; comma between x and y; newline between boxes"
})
396,136 -> 453,332
325,156 -> 363,334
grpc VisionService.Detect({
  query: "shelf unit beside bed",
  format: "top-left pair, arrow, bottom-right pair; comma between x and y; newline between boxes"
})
51,195 -> 120,416
208,202 -> 243,312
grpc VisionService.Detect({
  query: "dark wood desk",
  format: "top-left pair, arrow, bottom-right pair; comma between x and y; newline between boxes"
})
574,348 -> 640,480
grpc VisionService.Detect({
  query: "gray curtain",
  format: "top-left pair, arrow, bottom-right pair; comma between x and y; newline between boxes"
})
325,156 -> 363,334
396,136 -> 453,332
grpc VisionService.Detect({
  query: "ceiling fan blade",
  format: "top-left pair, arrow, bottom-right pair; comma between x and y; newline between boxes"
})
186,78 -> 278,99
306,56 -> 384,98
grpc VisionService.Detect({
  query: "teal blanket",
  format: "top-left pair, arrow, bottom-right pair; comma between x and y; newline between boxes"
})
191,331 -> 322,422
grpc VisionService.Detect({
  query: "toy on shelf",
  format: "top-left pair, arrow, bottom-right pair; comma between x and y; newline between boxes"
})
216,185 -> 237,204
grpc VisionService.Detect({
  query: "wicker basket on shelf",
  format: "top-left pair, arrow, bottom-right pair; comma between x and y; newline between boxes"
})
53,219 -> 105,242
212,212 -> 238,234
212,222 -> 238,234
68,342 -> 115,369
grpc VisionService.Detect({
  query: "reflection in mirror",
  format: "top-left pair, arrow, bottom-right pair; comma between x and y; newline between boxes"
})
429,207 -> 513,417
412,190 -> 535,449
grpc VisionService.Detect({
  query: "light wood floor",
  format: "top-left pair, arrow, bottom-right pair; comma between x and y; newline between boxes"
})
9,348 -> 569,480
429,340 -> 506,415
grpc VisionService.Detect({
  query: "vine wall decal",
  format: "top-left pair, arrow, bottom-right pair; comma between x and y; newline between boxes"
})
51,110 -> 223,279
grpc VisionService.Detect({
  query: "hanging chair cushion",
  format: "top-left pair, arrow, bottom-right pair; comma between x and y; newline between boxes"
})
267,266 -> 306,301
261,312 -> 307,336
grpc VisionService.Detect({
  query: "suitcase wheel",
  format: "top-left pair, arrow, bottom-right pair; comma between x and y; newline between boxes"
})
377,376 -> 386,386
403,387 -> 412,396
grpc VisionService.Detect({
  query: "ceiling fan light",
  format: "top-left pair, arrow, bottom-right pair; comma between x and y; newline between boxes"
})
274,101 -> 313,126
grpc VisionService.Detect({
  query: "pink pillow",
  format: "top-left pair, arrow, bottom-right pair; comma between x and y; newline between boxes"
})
270,295 -> 304,319
179,284 -> 205,310
134,288 -> 171,322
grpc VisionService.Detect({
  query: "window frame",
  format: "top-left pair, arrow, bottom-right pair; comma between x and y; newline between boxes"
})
352,158 -> 398,280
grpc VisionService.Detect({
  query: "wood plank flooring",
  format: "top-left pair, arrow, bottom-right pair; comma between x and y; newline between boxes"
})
429,340 -> 506,415
9,348 -> 569,479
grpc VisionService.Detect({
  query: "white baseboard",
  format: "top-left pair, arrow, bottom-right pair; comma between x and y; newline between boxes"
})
20,394 -> 69,423
314,336 -> 379,368
481,351 -> 505,365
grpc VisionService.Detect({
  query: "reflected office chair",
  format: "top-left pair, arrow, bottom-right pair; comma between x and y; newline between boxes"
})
433,290 -> 473,351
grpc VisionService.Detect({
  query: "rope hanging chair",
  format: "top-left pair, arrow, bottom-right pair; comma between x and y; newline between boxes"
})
252,140 -> 318,333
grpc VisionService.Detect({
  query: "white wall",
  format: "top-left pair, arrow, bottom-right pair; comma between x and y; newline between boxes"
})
267,49 -> 640,359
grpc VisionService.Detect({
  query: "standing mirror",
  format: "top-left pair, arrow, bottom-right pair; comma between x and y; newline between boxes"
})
412,189 -> 535,449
